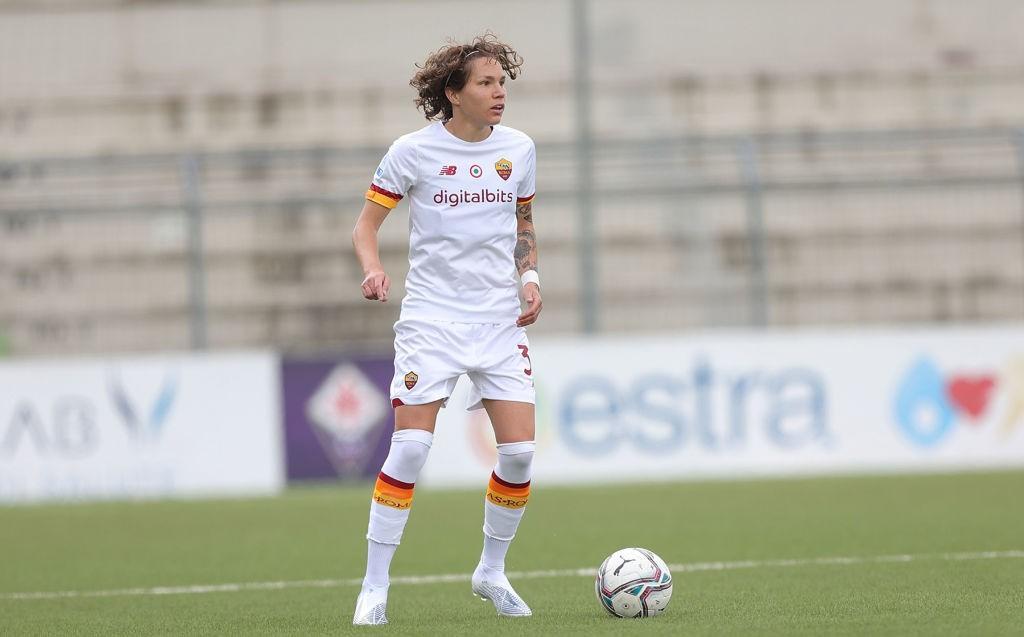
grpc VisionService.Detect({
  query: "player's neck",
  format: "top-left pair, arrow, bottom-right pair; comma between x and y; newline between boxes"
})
444,116 -> 493,143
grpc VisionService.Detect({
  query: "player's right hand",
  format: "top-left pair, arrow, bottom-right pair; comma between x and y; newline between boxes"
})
361,270 -> 390,302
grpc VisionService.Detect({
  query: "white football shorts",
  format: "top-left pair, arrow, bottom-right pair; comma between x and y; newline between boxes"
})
389,318 -> 535,411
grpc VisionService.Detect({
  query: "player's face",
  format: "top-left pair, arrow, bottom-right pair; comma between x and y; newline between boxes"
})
454,57 -> 507,127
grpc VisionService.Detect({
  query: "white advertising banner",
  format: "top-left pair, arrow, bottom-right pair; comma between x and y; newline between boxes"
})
422,327 -> 1024,487
0,351 -> 283,502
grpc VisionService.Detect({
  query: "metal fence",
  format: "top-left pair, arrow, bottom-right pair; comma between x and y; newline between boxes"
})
1,127 -> 1023,357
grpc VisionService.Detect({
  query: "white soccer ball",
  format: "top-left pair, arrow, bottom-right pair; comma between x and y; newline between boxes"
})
594,547 -> 673,618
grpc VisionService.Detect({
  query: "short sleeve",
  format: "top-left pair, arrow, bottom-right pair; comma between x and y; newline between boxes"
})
516,141 -> 536,205
366,140 -> 418,209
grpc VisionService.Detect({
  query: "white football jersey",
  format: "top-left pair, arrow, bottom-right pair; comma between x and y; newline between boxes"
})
366,121 -> 536,323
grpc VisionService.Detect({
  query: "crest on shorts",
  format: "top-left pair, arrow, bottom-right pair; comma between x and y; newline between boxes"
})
404,371 -> 419,390
494,158 -> 512,181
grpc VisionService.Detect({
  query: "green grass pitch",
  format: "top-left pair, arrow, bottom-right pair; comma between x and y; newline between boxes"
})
2,470 -> 1022,635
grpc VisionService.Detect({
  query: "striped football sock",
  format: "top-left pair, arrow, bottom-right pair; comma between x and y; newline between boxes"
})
480,441 -> 535,571
363,428 -> 433,588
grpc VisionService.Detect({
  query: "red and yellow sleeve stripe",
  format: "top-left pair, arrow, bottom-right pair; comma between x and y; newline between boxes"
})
366,183 -> 403,209
516,193 -> 535,205
485,472 -> 530,509
372,472 -> 414,510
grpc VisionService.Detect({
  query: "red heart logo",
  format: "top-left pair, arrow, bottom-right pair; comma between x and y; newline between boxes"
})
945,376 -> 997,421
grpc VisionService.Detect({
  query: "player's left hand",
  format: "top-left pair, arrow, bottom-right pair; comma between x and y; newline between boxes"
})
517,283 -> 542,327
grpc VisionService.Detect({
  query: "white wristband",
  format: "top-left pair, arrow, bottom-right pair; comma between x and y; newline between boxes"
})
521,270 -> 540,289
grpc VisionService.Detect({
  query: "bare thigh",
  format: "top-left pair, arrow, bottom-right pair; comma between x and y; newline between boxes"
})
394,399 -> 445,433
482,399 -> 536,444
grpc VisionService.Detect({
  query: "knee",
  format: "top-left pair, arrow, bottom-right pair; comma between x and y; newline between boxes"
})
390,429 -> 433,470
496,441 -> 535,481
395,441 -> 430,470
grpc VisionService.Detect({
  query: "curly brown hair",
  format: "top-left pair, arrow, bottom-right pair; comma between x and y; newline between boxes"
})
410,33 -> 524,121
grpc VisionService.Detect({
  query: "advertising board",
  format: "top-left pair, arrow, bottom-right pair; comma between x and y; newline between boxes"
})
0,351 -> 282,502
421,328 -> 1024,486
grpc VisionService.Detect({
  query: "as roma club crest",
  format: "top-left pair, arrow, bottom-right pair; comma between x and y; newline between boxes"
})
404,371 -> 419,390
494,158 -> 513,181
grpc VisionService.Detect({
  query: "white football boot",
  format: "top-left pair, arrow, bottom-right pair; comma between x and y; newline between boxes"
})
352,584 -> 389,626
471,564 -> 532,617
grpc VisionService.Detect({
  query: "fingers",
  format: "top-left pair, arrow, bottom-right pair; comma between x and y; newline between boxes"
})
360,272 -> 389,302
517,308 -> 540,326
516,291 -> 543,327
361,278 -> 375,300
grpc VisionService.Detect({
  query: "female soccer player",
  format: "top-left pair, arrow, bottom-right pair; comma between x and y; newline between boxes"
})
350,34 -> 541,625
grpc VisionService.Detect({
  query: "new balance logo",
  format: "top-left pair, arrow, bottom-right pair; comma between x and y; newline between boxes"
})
439,165 -> 458,176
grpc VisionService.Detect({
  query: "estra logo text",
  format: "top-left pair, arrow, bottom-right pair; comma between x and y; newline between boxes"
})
434,188 -> 515,208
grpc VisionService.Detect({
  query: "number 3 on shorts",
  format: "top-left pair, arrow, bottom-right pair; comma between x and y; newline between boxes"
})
517,344 -> 532,376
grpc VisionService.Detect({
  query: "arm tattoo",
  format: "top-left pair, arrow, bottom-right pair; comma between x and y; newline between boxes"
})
516,201 -> 533,223
515,229 -> 537,275
514,201 -> 538,275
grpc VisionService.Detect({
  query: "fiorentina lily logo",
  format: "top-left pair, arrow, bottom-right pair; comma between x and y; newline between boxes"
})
494,158 -> 512,181
306,363 -> 388,476
307,364 -> 386,444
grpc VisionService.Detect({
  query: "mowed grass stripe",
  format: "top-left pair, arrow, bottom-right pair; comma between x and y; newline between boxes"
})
5,550 -> 1022,602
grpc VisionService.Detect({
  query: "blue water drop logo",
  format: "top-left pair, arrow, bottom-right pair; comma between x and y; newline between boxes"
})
893,357 -> 955,446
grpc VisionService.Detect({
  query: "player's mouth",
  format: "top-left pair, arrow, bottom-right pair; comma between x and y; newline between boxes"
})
490,104 -> 504,114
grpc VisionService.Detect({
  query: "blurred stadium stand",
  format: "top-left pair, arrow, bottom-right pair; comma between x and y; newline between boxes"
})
1,0 -> 1023,356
